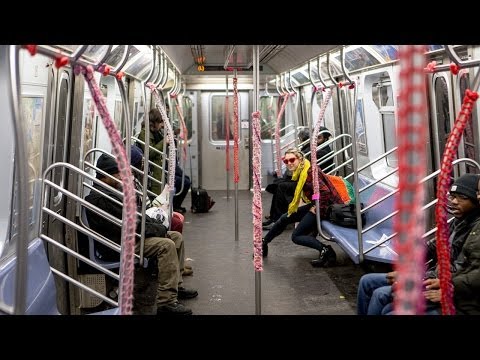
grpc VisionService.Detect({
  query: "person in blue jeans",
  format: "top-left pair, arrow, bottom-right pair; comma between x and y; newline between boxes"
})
262,148 -> 344,267
357,272 -> 396,315
357,173 -> 480,315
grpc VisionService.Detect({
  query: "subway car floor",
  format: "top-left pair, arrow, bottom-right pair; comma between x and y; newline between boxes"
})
179,189 -> 367,315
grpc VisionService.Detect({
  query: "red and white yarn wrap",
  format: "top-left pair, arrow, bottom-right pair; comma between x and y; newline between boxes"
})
173,95 -> 188,163
75,65 -> 136,315
225,94 -> 230,171
393,45 -> 428,314
251,111 -> 263,270
233,77 -> 240,183
310,88 -> 332,199
148,84 -> 176,192
435,88 -> 479,315
274,94 -> 290,177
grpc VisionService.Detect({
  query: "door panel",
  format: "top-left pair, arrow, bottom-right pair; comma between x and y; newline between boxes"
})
200,91 -> 249,190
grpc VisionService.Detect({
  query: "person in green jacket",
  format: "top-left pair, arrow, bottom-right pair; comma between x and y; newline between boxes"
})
138,108 -> 165,196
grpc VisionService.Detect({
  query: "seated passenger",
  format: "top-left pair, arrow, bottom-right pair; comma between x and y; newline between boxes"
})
357,173 -> 480,315
130,145 -> 185,233
298,127 -> 333,172
130,145 -> 192,276
316,126 -> 334,172
263,162 -> 296,229
422,174 -> 480,315
262,148 -> 344,267
85,153 -> 198,315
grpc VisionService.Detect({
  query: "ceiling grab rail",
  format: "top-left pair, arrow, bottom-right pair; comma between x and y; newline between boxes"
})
425,45 -> 480,73
285,71 -> 299,145
71,45 -> 89,62
326,52 -> 339,87
282,73 -> 289,95
151,50 -> 162,87
275,75 -> 282,96
181,82 -> 186,97
316,56 -> 329,90
112,45 -> 132,171
287,70 -> 298,97
307,59 -> 318,133
95,45 -> 113,69
160,54 -> 169,89
340,46 -> 355,88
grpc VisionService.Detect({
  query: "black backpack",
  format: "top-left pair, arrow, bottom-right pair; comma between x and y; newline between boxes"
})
327,203 -> 366,228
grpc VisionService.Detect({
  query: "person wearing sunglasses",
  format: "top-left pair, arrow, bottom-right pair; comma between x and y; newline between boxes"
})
262,148 -> 344,267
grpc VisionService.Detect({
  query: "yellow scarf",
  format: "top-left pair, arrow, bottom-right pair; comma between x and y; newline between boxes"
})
287,158 -> 311,216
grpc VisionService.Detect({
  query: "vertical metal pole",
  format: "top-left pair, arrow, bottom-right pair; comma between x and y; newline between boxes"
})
226,74 -> 230,200
252,45 -> 261,315
3,46 -> 28,314
350,85 -> 363,263
234,68 -> 239,242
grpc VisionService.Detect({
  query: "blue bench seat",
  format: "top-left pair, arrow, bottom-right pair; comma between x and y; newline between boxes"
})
321,174 -> 397,264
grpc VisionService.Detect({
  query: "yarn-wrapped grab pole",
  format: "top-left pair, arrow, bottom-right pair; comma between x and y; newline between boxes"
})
274,94 -> 289,177
392,45 -> 428,315
435,88 -> 479,315
75,65 -> 136,315
252,111 -> 263,271
310,88 -> 332,196
148,84 -> 176,192
233,77 -> 240,183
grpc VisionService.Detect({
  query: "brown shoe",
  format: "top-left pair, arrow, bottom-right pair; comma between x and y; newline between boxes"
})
183,267 -> 193,276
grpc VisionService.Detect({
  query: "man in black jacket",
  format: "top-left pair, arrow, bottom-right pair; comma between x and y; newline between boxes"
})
85,153 -> 197,315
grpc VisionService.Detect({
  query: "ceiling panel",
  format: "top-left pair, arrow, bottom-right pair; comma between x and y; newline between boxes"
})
160,44 -> 339,75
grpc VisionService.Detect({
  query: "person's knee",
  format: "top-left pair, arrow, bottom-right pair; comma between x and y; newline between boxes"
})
154,237 -> 176,258
291,234 -> 301,245
167,230 -> 183,245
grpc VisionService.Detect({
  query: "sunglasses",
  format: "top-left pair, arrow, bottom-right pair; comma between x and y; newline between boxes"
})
283,157 -> 297,165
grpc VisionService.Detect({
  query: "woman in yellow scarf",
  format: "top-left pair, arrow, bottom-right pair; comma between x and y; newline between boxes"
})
262,148 -> 344,267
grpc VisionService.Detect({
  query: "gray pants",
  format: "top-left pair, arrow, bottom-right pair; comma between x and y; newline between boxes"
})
136,230 -> 185,306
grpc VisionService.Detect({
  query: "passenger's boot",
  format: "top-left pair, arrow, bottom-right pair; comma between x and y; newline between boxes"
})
310,245 -> 336,267
262,238 -> 269,258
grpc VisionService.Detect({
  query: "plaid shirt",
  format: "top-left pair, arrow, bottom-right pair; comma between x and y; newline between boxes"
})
302,166 -> 344,218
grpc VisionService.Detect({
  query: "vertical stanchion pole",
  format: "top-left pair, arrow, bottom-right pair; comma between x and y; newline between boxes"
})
225,74 -> 230,200
252,45 -> 262,315
233,69 -> 239,241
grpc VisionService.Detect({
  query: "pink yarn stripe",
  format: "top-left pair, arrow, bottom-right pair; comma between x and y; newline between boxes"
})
252,111 -> 263,271
75,65 -> 136,315
393,45 -> 428,315
275,94 -> 289,176
310,88 -> 332,197
434,88 -> 479,315
148,84 -> 176,191
233,77 -> 240,183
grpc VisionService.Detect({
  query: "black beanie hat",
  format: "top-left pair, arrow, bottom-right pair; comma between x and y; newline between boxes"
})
450,174 -> 480,202
96,154 -> 119,178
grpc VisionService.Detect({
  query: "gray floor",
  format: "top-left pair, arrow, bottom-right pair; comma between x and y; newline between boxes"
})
179,190 -> 366,315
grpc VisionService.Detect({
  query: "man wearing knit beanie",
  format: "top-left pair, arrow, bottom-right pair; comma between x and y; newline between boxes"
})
86,150 -> 198,315
357,172 -> 480,315
449,173 -> 480,205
